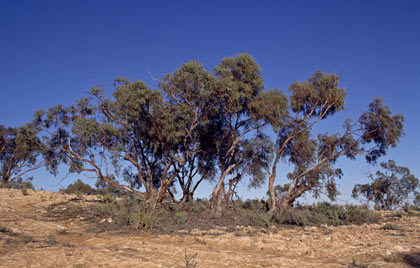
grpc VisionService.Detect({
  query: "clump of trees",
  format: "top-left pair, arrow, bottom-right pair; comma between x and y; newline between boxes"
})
0,53 -> 408,214
352,160 -> 419,210
59,179 -> 98,195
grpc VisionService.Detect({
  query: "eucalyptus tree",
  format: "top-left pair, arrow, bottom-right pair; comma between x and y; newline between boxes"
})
206,53 -> 287,215
88,63 -> 223,205
0,123 -> 43,187
267,71 -> 405,210
85,79 -> 182,204
35,60 -> 227,206
33,102 -> 146,197
159,61 -> 218,204
36,80 -> 189,203
352,160 -> 418,210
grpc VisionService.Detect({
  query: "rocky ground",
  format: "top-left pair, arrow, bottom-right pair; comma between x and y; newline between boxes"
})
1,189 -> 420,268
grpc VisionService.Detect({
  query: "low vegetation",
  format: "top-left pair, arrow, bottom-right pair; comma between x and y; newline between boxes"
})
50,195 -> 379,233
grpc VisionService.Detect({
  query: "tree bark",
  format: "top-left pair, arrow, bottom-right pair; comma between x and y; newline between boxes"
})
268,173 -> 277,212
210,165 -> 235,217
267,135 -> 293,212
212,181 -> 225,218
278,184 -> 310,209
180,191 -> 193,205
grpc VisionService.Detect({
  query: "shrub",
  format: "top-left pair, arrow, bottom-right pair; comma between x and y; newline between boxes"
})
271,207 -> 313,226
46,235 -> 58,245
0,226 -> 21,237
57,229 -> 68,235
183,250 -> 198,268
380,223 -> 398,230
60,179 -> 97,195
175,211 -> 188,225
1,177 -> 35,190
271,203 -> 379,226
23,236 -> 33,244
240,209 -> 271,227
344,204 -> 379,224
101,192 -> 117,203
242,199 -> 269,212
132,209 -> 155,231
311,202 -> 348,226
90,196 -> 155,231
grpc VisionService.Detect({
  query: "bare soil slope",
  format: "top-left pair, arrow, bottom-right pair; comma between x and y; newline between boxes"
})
1,189 -> 420,268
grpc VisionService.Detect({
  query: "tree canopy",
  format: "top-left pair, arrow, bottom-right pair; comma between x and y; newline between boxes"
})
0,123 -> 43,187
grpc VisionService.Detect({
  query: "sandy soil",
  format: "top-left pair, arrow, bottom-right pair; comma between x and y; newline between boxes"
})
1,189 -> 420,268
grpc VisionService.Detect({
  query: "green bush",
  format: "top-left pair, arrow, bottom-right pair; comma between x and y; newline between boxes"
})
270,203 -> 379,226
60,179 -> 97,195
309,202 -> 345,225
344,204 -> 379,224
90,196 -> 155,231
86,198 -> 379,232
1,178 -> 35,191
240,209 -> 270,227
271,207 -> 313,226
242,199 -> 269,212
131,208 -> 155,231
175,211 -> 188,225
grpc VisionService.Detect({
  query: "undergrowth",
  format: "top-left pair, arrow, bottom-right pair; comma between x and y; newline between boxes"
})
83,197 -> 379,232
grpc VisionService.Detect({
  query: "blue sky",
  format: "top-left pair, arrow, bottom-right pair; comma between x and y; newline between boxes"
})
1,0 -> 419,202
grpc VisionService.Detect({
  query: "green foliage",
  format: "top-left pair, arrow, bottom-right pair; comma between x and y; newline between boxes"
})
289,70 -> 345,116
214,53 -> 264,113
2,177 -> 35,190
271,207 -> 313,226
206,53 -> 286,212
0,123 -> 43,187
248,89 -> 288,127
131,208 -> 156,231
274,183 -> 290,198
342,204 -> 380,224
90,196 -> 156,231
352,160 -> 419,210
60,179 -> 97,195
174,211 -> 188,225
269,71 -> 404,210
82,197 -> 379,233
311,202 -> 379,225
271,203 -> 379,226
359,99 -> 405,163
415,192 -> 420,207
241,210 -> 271,227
